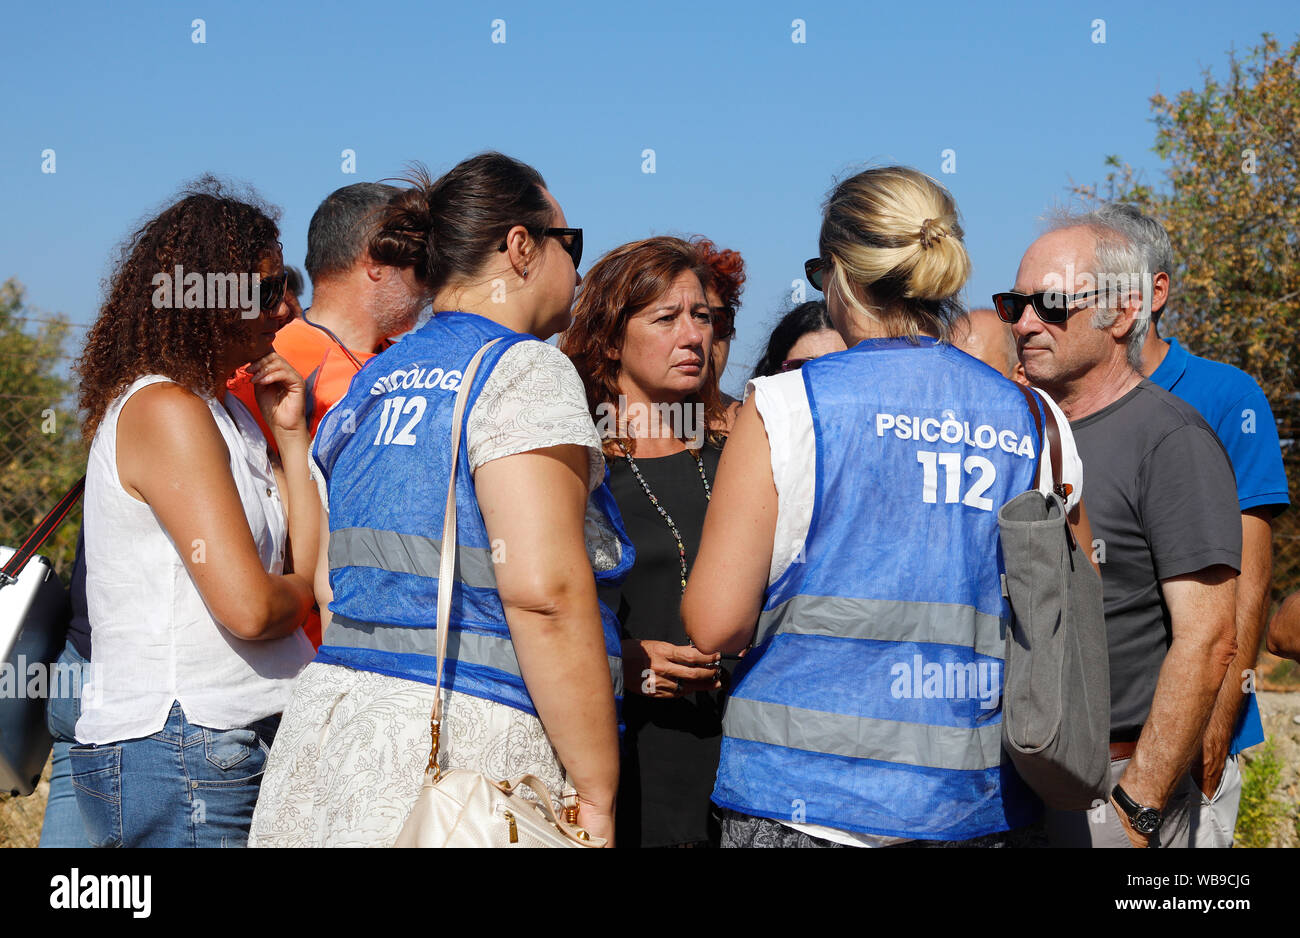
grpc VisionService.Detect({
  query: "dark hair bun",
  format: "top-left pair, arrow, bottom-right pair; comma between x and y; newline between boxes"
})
369,180 -> 436,283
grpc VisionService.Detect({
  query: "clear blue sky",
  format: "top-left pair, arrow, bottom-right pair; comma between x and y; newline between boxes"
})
2,0 -> 1295,395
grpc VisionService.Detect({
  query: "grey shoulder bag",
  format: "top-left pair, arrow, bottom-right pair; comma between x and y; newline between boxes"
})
997,386 -> 1110,810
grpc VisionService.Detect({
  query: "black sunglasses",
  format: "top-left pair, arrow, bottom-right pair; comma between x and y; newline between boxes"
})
780,357 -> 813,373
711,305 -> 736,341
991,289 -> 1109,325
258,272 -> 288,312
805,257 -> 828,292
498,227 -> 584,270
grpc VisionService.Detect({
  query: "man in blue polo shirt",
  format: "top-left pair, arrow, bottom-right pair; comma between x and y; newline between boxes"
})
1094,204 -> 1292,847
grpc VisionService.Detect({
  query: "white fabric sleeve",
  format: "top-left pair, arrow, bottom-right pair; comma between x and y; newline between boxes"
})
467,341 -> 605,493
747,372 -> 816,586
1030,386 -> 1083,513
309,450 -> 329,514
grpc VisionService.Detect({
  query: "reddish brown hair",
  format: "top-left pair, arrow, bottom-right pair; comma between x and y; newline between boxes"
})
559,236 -> 725,458
690,236 -> 745,313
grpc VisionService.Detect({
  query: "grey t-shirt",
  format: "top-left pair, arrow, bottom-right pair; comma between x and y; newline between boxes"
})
1070,380 -> 1241,735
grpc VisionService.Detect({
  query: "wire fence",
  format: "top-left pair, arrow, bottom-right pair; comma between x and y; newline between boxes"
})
0,395 -> 84,578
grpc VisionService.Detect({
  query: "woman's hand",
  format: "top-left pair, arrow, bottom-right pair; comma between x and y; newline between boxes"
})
475,444 -> 621,844
249,352 -> 308,439
115,382 -> 314,641
575,798 -> 615,847
623,638 -> 721,698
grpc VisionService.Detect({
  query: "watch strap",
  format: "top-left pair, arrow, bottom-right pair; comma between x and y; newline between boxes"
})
1112,783 -> 1162,831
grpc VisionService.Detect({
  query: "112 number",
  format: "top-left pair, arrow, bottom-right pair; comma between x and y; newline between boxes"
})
373,395 -> 427,446
916,451 -> 996,511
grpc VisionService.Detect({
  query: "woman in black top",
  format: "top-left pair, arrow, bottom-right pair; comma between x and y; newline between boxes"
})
561,236 -> 732,847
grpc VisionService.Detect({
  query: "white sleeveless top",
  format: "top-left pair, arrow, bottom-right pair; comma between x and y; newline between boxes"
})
76,375 -> 314,744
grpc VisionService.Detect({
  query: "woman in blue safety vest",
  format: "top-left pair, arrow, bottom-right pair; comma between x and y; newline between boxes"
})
249,152 -> 631,847
684,166 -> 1085,847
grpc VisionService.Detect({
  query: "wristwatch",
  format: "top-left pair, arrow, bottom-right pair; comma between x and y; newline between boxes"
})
1111,783 -> 1162,835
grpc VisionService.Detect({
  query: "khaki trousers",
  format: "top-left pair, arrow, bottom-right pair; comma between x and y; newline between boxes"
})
1044,757 -> 1200,848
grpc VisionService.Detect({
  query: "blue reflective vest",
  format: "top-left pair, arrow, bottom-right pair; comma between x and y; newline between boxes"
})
713,337 -> 1042,840
311,311 -> 632,717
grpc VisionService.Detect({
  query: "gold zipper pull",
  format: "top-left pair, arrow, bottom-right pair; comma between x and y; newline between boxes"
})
427,717 -> 442,781
562,786 -> 579,826
503,810 -> 518,844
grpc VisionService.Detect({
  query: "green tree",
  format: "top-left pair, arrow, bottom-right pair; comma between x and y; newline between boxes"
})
1073,33 -> 1300,598
0,278 -> 85,578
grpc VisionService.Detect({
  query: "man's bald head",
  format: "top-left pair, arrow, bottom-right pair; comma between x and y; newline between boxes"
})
953,308 -> 1018,379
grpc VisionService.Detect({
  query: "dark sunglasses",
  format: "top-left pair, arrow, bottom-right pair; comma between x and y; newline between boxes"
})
498,227 -> 584,270
780,357 -> 813,372
804,257 -> 828,292
711,305 -> 736,341
258,272 -> 288,312
991,289 -> 1108,324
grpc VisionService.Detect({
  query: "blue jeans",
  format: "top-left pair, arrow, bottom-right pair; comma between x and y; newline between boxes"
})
39,641 -> 92,848
70,701 -> 279,848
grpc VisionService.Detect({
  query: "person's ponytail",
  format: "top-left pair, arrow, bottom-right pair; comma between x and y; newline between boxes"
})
371,153 -> 551,297
819,166 -> 970,340
369,167 -> 438,286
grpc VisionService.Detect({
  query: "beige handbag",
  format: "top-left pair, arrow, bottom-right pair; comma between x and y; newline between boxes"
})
392,337 -> 604,848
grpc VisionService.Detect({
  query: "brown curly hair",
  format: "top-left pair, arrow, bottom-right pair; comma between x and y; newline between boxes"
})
77,176 -> 281,441
559,236 -> 725,458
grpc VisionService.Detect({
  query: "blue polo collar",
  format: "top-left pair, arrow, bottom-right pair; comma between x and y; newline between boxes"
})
1148,336 -> 1189,390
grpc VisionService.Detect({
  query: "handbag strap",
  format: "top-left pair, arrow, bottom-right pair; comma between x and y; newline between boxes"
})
0,475 -> 85,587
1013,384 -> 1070,502
426,337 -> 504,780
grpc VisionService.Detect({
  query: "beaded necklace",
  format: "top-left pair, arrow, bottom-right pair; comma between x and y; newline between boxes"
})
616,439 -> 711,593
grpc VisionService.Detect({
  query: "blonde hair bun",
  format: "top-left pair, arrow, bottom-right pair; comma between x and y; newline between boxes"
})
821,166 -> 970,331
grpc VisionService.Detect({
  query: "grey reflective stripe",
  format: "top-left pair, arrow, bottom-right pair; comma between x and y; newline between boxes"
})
325,615 -> 624,697
755,595 -> 1006,660
329,526 -> 498,590
723,696 -> 1003,771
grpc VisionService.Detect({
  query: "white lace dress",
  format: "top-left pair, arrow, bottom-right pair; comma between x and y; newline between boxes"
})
249,341 -> 616,847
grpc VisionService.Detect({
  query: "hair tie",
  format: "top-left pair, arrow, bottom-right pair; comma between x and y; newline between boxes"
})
919,218 -> 944,250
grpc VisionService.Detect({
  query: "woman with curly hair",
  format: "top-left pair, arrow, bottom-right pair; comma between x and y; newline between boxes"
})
560,236 -> 731,847
69,177 -> 317,848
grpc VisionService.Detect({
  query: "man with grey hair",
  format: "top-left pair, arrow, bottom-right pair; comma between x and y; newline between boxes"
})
1098,202 -> 1291,848
998,213 -> 1241,848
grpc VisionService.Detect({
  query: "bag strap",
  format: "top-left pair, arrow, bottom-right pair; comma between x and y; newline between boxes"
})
0,476 -> 85,587
426,338 -> 504,780
1013,385 -> 1070,502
